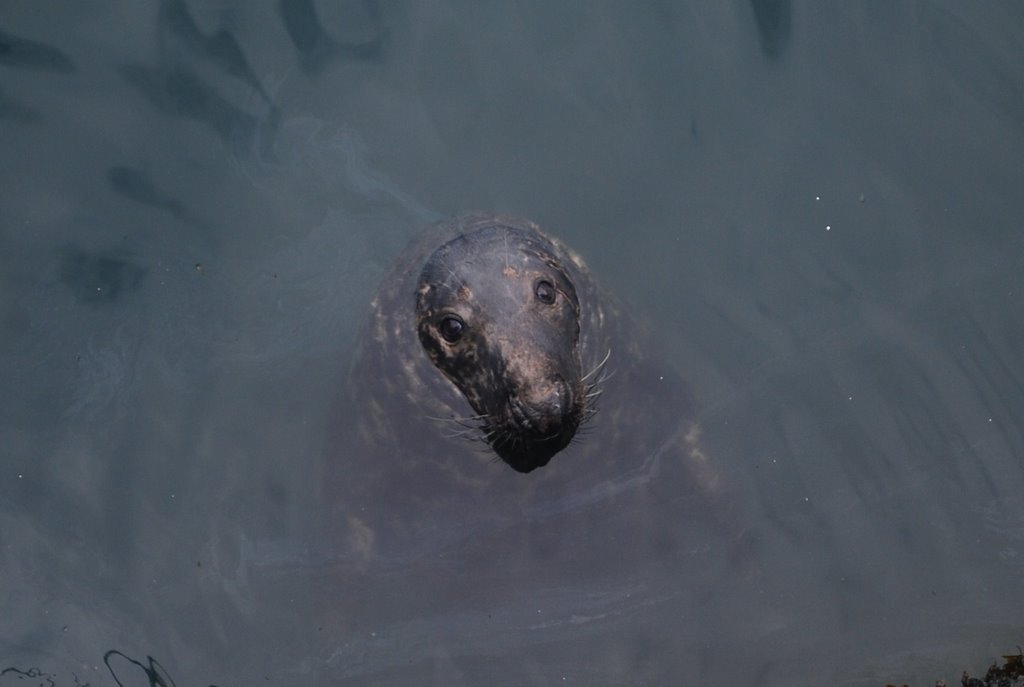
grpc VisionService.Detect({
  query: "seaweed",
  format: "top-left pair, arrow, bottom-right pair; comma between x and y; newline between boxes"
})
886,648 -> 1024,687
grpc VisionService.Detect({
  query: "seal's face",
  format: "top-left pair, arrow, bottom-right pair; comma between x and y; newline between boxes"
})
416,224 -> 585,473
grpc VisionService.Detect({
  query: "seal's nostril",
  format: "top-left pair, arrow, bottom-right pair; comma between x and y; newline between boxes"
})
511,377 -> 574,434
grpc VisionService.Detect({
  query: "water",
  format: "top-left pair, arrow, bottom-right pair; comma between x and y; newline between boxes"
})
1,2 -> 1022,685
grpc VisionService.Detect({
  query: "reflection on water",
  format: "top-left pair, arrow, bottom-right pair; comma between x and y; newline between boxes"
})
1,2 -> 1022,685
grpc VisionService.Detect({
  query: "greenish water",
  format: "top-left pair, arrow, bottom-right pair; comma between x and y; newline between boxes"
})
1,3 -> 1022,685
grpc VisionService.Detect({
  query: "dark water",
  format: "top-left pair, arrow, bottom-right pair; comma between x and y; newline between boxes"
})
2,2 -> 1022,685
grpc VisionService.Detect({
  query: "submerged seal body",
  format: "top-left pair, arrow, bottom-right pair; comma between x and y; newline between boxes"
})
324,213 -> 729,563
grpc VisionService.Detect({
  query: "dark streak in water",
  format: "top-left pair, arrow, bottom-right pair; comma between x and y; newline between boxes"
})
750,0 -> 791,60
118,63 -> 259,150
279,0 -> 387,74
116,1 -> 281,155
58,247 -> 146,305
107,166 -> 185,219
0,30 -> 75,73
158,0 -> 273,105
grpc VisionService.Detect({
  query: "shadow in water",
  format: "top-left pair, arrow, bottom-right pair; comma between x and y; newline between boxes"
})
750,0 -> 791,60
0,30 -> 75,72
278,0 -> 387,74
58,247 -> 146,305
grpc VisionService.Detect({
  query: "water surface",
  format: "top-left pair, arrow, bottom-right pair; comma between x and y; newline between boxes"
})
2,3 -> 1022,685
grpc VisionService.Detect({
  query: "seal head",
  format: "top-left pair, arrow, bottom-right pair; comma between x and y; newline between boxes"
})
416,224 -> 585,472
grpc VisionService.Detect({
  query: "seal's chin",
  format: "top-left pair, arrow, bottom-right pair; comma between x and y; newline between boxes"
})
490,428 -> 576,473
489,378 -> 582,473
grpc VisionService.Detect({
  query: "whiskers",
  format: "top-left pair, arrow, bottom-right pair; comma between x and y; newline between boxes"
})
580,348 -> 612,384
579,348 -> 613,428
426,412 -> 490,445
424,412 -> 526,464
426,411 -> 520,459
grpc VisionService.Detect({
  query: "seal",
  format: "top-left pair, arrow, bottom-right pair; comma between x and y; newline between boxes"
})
323,213 -> 730,564
309,214 -> 748,680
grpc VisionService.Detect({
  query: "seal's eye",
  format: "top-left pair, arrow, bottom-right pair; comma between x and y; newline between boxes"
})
535,279 -> 557,305
439,315 -> 465,343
